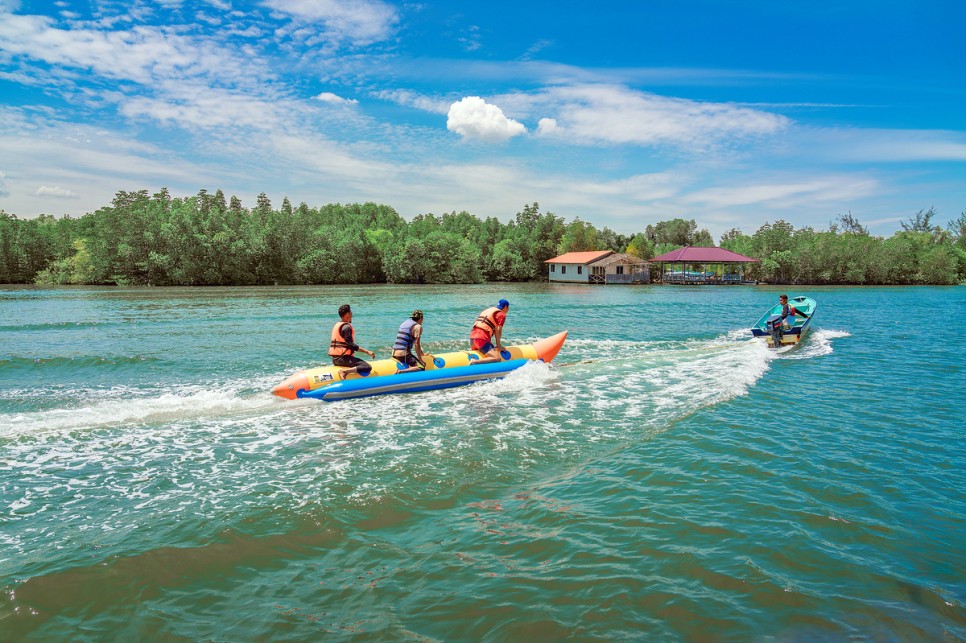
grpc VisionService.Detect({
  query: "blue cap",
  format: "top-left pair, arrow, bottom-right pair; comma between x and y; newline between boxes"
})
497,299 -> 510,309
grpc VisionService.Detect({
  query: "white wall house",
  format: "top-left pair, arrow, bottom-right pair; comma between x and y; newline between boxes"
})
545,251 -> 614,283
545,251 -> 650,284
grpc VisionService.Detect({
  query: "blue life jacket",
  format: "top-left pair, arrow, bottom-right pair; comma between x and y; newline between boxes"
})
394,318 -> 418,352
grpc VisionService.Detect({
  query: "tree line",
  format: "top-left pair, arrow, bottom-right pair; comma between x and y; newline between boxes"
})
0,188 -> 963,285
720,209 -> 965,285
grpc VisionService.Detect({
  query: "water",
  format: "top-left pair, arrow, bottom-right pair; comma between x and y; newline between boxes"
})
1,284 -> 964,639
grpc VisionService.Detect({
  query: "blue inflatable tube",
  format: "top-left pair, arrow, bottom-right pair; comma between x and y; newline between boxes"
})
297,358 -> 532,402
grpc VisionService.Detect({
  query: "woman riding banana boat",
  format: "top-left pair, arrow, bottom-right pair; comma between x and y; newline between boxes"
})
272,299 -> 568,402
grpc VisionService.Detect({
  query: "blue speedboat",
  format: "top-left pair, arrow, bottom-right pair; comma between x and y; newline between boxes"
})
751,296 -> 817,348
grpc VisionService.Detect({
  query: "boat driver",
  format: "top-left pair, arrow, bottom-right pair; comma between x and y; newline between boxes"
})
770,294 -> 809,347
329,304 -> 376,380
779,294 -> 809,327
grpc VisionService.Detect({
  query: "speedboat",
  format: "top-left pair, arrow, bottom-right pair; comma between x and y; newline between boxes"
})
751,296 -> 816,348
272,331 -> 568,402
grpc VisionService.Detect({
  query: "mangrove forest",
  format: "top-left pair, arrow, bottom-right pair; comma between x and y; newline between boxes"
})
0,189 -> 963,286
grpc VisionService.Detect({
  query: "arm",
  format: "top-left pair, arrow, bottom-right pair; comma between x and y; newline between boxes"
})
342,324 -> 375,358
494,311 -> 506,349
413,324 -> 427,364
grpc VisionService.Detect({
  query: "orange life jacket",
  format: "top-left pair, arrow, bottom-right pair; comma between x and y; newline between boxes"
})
472,307 -> 501,337
329,321 -> 354,357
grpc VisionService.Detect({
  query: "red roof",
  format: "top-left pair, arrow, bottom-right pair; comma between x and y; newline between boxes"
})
544,250 -> 614,264
650,246 -> 759,263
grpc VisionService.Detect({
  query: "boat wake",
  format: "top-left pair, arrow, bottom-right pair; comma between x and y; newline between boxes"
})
560,332 -> 771,433
0,380 -> 285,438
2,329 -> 847,440
779,328 -> 850,360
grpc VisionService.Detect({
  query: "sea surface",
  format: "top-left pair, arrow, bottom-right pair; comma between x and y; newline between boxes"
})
1,283 -> 964,640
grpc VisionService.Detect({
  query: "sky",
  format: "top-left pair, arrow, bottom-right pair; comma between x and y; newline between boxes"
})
1,0 -> 964,240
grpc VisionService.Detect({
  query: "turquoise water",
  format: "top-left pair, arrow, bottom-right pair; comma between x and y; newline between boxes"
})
1,284 -> 964,639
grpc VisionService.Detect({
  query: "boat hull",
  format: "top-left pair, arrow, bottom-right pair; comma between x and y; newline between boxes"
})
300,359 -> 531,402
272,331 -> 567,401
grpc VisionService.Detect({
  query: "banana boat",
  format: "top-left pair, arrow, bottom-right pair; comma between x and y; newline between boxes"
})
272,331 -> 568,402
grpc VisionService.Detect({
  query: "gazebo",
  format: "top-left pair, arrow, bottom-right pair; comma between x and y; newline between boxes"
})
650,246 -> 759,285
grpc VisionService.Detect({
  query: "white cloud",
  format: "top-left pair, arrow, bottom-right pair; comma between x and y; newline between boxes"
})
0,13 -> 259,88
261,0 -> 398,44
447,96 -> 526,143
517,84 -> 789,150
314,91 -> 358,106
117,81 -> 298,130
458,25 -> 482,52
806,128 -> 966,163
0,170 -> 9,198
372,89 -> 451,115
34,185 -> 80,198
536,117 -> 557,135
684,176 -> 880,209
521,39 -> 553,61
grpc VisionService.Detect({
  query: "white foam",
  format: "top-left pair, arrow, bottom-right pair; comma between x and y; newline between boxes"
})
782,328 -> 851,360
0,384 -> 282,437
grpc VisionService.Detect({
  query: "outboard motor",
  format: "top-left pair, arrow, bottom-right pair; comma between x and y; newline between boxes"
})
767,314 -> 783,347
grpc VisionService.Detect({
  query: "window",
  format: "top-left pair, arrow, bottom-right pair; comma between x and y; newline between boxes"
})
551,264 -> 556,272
561,265 -> 567,274
577,266 -> 582,275
617,266 -> 624,275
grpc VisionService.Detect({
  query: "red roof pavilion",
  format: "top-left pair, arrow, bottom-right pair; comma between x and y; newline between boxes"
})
650,246 -> 759,263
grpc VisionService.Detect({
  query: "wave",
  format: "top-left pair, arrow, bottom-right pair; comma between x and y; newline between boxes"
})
0,383 -> 286,437
0,355 -> 161,370
0,320 -> 106,332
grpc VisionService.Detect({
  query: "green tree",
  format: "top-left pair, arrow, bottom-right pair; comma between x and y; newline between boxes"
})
625,233 -> 655,260
559,218 -> 600,253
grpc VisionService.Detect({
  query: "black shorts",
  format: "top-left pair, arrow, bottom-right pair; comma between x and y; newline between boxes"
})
393,352 -> 423,368
332,355 -> 371,373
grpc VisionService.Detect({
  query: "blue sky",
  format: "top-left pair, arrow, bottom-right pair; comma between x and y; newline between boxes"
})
1,0 -> 964,239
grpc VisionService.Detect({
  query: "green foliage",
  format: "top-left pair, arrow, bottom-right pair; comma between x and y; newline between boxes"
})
625,233 -> 654,260
0,193 -> 960,285
720,211 -> 962,284
559,218 -> 600,253
646,218 -> 710,247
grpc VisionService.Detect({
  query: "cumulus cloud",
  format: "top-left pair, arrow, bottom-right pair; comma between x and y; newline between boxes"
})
314,91 -> 358,105
261,0 -> 398,44
447,96 -> 526,143
34,185 -> 80,198
536,117 -> 557,135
